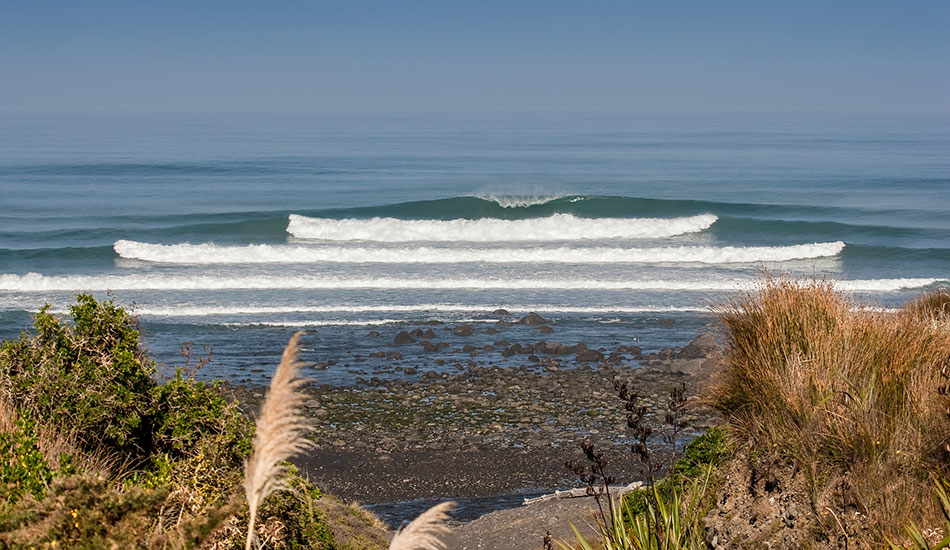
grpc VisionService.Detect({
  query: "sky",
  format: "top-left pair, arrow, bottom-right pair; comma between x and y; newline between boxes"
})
1,1 -> 948,113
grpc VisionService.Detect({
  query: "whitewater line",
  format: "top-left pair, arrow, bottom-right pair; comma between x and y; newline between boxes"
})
113,240 -> 845,265
0,273 -> 939,293
286,213 -> 717,242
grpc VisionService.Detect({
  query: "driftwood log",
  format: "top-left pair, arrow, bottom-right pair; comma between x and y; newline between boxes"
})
522,481 -> 646,505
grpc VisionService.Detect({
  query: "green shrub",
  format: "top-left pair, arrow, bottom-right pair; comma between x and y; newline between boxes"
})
624,427 -> 729,516
0,416 -> 75,505
0,295 -> 252,491
0,295 -> 156,457
0,295 -> 386,549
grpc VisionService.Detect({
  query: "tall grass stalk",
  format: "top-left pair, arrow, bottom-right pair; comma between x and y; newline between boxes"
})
243,332 -> 315,550
389,501 -> 456,550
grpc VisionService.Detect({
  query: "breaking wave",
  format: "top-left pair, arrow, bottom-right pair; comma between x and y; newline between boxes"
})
114,240 -> 845,265
286,213 -> 717,242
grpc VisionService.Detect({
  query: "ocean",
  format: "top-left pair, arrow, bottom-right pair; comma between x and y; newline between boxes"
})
1,111 -> 948,384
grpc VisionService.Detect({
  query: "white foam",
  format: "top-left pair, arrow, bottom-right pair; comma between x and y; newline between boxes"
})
477,194 -> 566,208
225,318 -> 497,328
126,304 -> 709,317
285,213 -> 717,242
113,240 -> 845,265
1,273 -> 939,293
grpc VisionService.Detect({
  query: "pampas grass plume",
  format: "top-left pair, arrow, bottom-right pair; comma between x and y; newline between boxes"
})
389,501 -> 456,550
243,331 -> 314,550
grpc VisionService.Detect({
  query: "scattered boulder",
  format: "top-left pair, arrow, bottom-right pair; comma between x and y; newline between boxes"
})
657,318 -> 676,326
619,344 -> 642,355
575,349 -> 604,363
676,333 -> 719,360
668,358 -> 706,375
538,341 -> 570,355
538,325 -> 554,334
367,330 -> 380,337
492,309 -> 510,316
422,328 -> 436,339
519,312 -> 547,325
420,341 -> 439,352
453,325 -> 474,336
485,327 -> 500,335
393,331 -> 416,344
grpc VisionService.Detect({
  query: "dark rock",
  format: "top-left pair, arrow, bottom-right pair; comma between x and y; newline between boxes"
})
668,359 -> 705,375
538,325 -> 554,334
657,348 -> 675,360
519,312 -> 547,325
492,308 -> 510,315
394,331 -> 416,344
576,349 -> 604,363
485,327 -> 500,335
676,333 -> 719,360
367,330 -> 380,337
453,324 -> 474,336
501,347 -> 517,357
462,344 -> 476,353
657,318 -> 676,326
538,341 -> 566,355
410,328 -> 424,337
420,341 -> 439,352
422,328 -> 436,339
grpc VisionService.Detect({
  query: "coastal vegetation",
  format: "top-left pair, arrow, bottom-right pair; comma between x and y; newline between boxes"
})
2,282 -> 949,548
0,295 -> 390,549
560,281 -> 950,549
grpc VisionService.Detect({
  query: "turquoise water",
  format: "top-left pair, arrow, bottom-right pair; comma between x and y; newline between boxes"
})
1,112 -> 948,383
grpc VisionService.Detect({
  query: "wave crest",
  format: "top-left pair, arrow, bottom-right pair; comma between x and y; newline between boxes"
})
476,194 -> 569,208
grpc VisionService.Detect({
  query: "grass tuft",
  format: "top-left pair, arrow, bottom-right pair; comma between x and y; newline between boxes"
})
713,278 -> 950,540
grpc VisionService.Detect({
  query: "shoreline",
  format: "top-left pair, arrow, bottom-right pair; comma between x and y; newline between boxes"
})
227,327 -> 724,525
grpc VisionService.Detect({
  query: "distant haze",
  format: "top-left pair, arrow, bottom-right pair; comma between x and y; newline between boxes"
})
1,1 -> 948,113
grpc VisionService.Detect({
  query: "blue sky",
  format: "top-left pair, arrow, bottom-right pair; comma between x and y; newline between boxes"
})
1,1 -> 947,112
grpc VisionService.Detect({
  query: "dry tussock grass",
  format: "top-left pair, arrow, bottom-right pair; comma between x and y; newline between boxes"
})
714,278 -> 950,539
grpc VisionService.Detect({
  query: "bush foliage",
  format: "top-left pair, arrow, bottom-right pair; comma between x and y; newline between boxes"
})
0,294 -> 385,549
